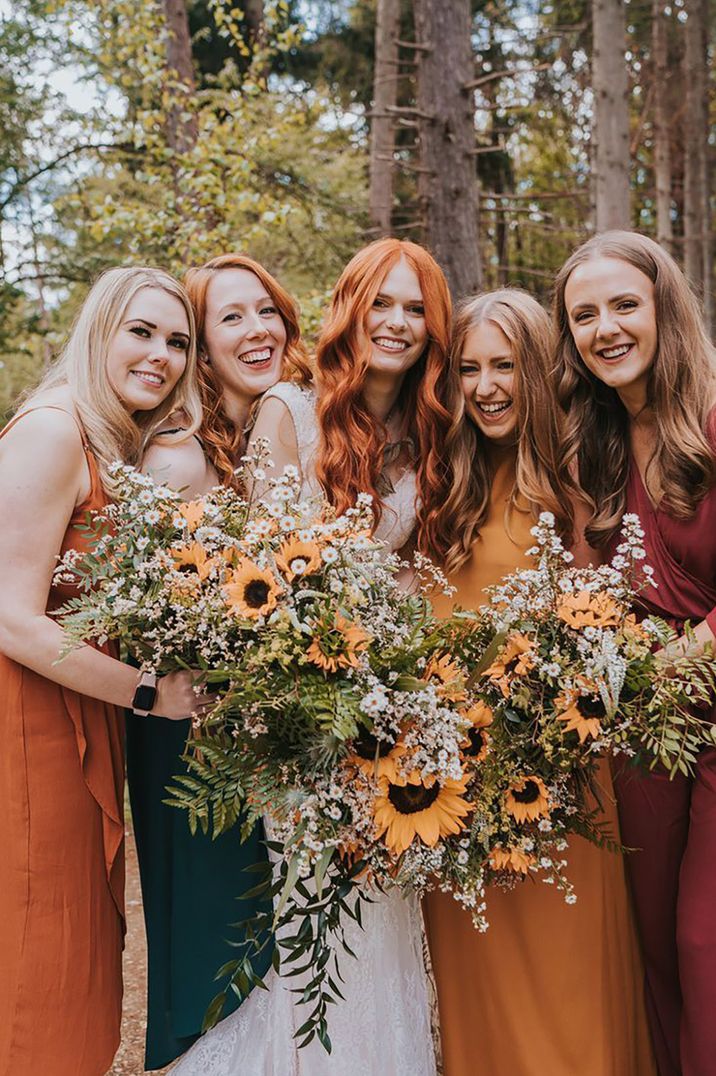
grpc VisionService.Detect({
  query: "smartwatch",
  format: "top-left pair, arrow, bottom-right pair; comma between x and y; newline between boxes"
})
132,670 -> 158,716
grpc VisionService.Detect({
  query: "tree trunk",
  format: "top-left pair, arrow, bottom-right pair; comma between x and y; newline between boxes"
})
160,0 -> 198,153
652,0 -> 673,252
369,0 -> 401,236
414,0 -> 480,298
683,0 -> 712,333
591,0 -> 631,231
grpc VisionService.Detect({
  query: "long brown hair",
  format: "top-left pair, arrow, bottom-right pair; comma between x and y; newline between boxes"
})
426,289 -> 574,572
554,230 -> 716,547
314,238 -> 453,546
184,253 -> 312,487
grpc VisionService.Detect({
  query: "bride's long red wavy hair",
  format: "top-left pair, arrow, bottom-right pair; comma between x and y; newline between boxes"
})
185,253 -> 312,488
314,238 -> 452,546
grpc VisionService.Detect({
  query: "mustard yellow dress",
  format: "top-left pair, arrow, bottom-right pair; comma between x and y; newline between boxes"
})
423,448 -> 656,1076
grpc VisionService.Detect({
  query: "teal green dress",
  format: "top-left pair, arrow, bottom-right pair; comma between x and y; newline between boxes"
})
126,713 -> 273,1070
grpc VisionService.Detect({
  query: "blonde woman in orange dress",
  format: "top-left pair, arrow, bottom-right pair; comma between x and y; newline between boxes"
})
420,289 -> 656,1076
0,267 -> 205,1076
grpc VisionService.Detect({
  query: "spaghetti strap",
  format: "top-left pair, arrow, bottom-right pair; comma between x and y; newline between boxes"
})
0,405 -> 102,506
1,405 -> 90,449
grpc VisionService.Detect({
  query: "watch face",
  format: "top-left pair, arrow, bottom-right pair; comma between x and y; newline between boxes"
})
133,683 -> 157,712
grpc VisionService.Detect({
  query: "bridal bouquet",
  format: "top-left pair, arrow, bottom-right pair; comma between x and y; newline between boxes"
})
54,453 -> 490,1049
435,512 -> 716,917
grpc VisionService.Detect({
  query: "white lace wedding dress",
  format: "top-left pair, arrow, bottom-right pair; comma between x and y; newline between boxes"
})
171,383 -> 437,1075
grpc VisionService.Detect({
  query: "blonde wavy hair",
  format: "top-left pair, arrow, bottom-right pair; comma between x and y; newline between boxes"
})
427,289 -> 574,573
554,230 -> 716,548
26,266 -> 201,493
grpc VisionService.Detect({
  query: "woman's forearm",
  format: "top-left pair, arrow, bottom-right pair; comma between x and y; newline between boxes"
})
0,611 -> 140,709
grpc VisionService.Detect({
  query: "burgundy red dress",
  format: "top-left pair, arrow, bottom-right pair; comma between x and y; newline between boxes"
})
610,442 -> 716,1076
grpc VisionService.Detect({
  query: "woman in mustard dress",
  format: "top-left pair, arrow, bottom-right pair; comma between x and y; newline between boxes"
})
421,289 -> 656,1076
0,267 -> 204,1075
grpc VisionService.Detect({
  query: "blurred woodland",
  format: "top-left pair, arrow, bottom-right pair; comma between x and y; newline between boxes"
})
1,0 -> 714,416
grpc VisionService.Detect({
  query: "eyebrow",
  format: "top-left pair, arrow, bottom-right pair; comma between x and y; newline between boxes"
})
570,292 -> 641,312
375,291 -> 424,304
124,317 -> 156,328
460,354 -> 512,363
123,317 -> 189,339
216,296 -> 275,315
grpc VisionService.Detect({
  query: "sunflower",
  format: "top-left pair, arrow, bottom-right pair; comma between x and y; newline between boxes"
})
489,846 -> 535,874
505,775 -> 550,823
349,730 -> 404,780
177,499 -> 205,531
374,772 -> 472,856
425,652 -> 467,703
555,689 -> 605,743
306,612 -> 370,673
557,589 -> 622,630
274,537 -> 322,583
485,633 -> 535,698
223,559 -> 281,618
170,542 -> 217,581
460,701 -> 493,762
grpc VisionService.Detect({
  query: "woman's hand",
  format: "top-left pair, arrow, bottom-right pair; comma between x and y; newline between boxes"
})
152,670 -> 216,721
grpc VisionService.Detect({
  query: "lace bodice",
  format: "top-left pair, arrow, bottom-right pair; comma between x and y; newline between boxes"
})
263,381 -> 418,553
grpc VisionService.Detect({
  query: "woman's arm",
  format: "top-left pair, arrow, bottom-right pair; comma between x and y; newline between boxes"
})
0,410 -> 198,718
246,395 -> 301,499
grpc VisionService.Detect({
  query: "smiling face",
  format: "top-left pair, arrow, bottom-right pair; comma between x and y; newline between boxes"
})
459,319 -> 517,446
364,257 -> 428,384
202,268 -> 287,407
107,286 -> 190,413
564,256 -> 658,413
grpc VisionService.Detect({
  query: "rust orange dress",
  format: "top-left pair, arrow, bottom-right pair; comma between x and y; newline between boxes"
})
0,407 -> 125,1076
423,447 -> 656,1076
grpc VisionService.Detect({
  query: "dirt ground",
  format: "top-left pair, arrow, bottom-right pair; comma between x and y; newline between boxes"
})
107,829 -> 171,1076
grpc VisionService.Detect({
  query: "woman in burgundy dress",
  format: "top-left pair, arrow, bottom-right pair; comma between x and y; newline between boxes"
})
555,229 -> 716,1076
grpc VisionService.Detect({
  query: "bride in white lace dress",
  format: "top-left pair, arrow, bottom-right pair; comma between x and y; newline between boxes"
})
171,239 -> 453,1076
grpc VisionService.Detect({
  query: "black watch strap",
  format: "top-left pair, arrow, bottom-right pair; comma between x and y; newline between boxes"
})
132,671 -> 158,716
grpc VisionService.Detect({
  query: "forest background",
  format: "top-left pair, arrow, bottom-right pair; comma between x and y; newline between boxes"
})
1,0 -> 713,420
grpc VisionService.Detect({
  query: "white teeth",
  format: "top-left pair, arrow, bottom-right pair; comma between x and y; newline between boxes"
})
601,344 -> 631,359
240,348 -> 271,365
374,337 -> 408,352
132,371 -> 163,386
478,401 -> 511,414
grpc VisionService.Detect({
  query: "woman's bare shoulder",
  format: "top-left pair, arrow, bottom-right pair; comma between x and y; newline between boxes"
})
142,435 -> 214,497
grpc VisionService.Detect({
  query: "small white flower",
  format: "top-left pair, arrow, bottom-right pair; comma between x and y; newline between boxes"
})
146,510 -> 161,524
321,547 -> 339,564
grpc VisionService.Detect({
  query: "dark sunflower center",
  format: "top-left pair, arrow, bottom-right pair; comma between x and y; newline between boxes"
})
388,781 -> 441,815
354,725 -> 394,760
244,579 -> 270,607
512,779 -> 540,804
464,727 -> 486,757
576,695 -> 606,718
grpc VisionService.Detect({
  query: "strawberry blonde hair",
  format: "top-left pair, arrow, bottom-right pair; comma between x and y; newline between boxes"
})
426,289 -> 574,572
314,238 -> 452,545
184,253 -> 312,488
555,230 -> 716,547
